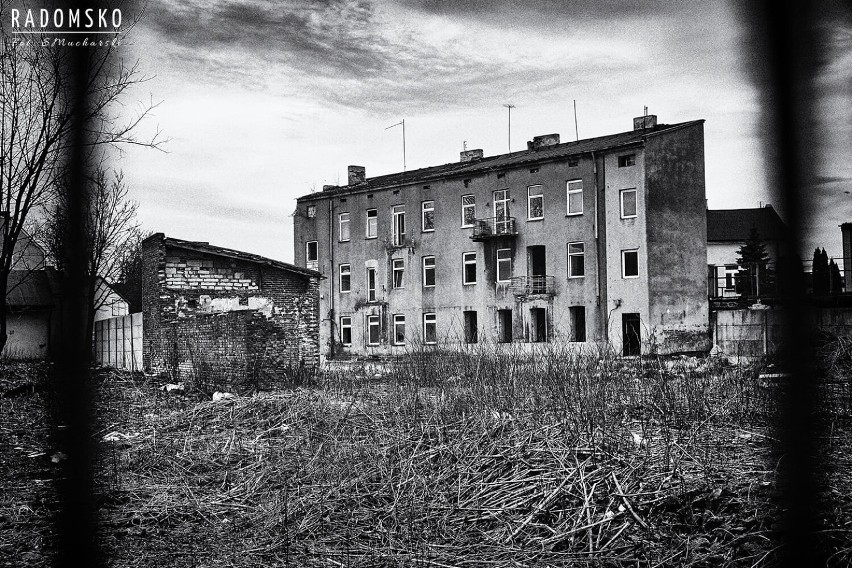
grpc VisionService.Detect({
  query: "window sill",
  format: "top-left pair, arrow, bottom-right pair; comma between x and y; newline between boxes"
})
568,275 -> 585,279
565,212 -> 583,217
422,229 -> 435,233
620,215 -> 638,220
527,217 -> 544,222
622,275 -> 640,279
365,236 -> 378,240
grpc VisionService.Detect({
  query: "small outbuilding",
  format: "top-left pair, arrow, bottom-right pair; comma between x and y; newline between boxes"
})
142,234 -> 322,389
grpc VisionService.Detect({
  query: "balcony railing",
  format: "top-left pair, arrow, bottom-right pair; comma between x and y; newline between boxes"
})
471,216 -> 518,241
510,275 -> 556,296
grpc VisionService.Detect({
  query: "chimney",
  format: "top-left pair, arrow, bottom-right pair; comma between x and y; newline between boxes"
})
322,184 -> 336,192
633,114 -> 657,130
347,165 -> 366,185
460,149 -> 484,163
526,133 -> 560,151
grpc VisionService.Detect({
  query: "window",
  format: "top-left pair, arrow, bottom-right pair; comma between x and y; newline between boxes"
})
568,242 -> 585,278
421,201 -> 434,232
366,209 -> 377,239
423,313 -> 437,344
392,258 -> 405,288
339,264 -> 351,293
569,307 -> 586,342
567,180 -> 583,215
620,189 -> 637,219
567,157 -> 579,167
528,185 -> 543,220
306,204 -> 316,218
305,241 -> 318,270
461,195 -> 476,227
497,249 -> 512,282
367,315 -> 381,345
498,309 -> 512,343
392,205 -> 406,245
622,249 -> 639,278
463,311 -> 478,344
340,317 -> 352,346
339,213 -> 350,241
366,266 -> 377,301
463,252 -> 477,285
422,256 -> 435,287
393,314 -> 406,345
618,154 -> 636,167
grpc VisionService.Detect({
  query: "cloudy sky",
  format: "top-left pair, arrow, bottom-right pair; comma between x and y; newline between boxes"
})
119,0 -> 851,264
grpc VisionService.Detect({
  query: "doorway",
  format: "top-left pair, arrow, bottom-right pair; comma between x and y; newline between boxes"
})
622,313 -> 641,356
528,245 -> 546,293
531,307 -> 547,343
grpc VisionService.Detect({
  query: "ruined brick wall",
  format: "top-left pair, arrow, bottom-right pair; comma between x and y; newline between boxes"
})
142,233 -> 320,388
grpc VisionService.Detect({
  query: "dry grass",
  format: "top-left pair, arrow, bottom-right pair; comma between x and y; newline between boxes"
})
1,344 -> 851,566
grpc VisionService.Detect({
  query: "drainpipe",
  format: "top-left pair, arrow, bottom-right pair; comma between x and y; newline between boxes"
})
592,150 -> 602,308
327,198 -> 336,358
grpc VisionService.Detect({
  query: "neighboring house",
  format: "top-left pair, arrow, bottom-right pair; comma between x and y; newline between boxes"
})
142,234 -> 322,387
706,205 -> 787,300
1,219 -> 56,359
4,269 -> 60,359
93,277 -> 129,322
294,114 -> 709,357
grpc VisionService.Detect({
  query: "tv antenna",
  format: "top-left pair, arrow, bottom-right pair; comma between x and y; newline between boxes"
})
386,119 -> 406,172
503,104 -> 515,152
573,99 -> 579,141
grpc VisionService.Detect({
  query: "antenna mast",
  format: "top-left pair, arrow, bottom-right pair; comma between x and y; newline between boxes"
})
386,119 -> 406,172
573,100 -> 579,141
503,104 -> 515,152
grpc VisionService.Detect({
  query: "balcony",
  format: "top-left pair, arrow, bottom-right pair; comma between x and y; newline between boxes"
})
470,217 -> 518,241
510,275 -> 556,297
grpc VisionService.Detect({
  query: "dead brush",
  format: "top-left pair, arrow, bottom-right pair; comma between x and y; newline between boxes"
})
89,346 -> 787,567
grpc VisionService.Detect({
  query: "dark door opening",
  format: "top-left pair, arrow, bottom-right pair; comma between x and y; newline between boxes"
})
463,310 -> 478,344
528,245 -> 546,293
569,306 -> 586,342
622,313 -> 641,356
531,307 -> 547,343
498,309 -> 512,343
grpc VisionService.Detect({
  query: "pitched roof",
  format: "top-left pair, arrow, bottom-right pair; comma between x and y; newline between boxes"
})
707,207 -> 787,243
6,270 -> 57,308
162,237 -> 322,279
297,120 -> 704,201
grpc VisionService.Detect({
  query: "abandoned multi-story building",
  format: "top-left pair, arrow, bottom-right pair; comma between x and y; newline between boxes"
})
293,115 -> 709,357
142,234 -> 321,387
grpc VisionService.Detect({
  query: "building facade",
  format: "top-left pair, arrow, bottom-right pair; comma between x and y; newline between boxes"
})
294,115 -> 709,358
142,234 -> 321,387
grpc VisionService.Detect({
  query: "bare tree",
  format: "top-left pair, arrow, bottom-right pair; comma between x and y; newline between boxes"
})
44,167 -> 141,337
0,1 -> 162,352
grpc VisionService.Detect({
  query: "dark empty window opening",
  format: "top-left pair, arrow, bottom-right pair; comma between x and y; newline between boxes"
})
568,157 -> 579,167
423,184 -> 431,189
622,313 -> 641,356
340,197 -> 347,203
464,179 -> 471,188
367,193 -> 374,199
497,172 -> 505,179
618,154 -> 636,167
529,167 -> 539,173
463,311 -> 478,344
393,189 -> 400,195
530,307 -> 547,343
569,306 -> 586,342
498,309 -> 513,343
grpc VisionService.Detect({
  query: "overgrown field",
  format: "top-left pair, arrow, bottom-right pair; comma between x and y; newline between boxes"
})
2,344 -> 852,567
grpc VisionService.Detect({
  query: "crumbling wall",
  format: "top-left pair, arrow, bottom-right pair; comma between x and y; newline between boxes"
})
142,234 -> 320,388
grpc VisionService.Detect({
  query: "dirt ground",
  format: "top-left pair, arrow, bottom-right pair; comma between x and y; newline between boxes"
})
1,358 -> 850,567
